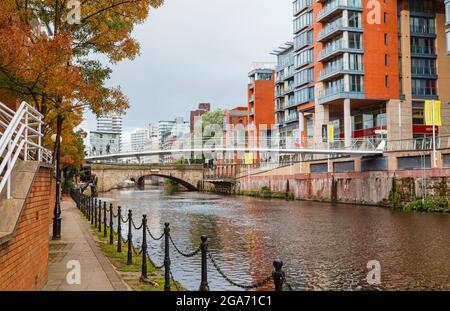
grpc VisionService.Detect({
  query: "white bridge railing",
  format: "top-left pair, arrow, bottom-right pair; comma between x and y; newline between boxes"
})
0,101 -> 52,198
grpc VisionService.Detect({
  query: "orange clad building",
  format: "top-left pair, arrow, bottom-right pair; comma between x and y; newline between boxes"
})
247,64 -> 275,161
289,0 -> 450,149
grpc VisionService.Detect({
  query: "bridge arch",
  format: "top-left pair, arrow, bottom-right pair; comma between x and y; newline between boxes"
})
137,174 -> 198,191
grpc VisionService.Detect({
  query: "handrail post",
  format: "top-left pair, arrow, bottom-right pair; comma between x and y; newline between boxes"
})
127,210 -> 133,265
273,259 -> 284,291
24,106 -> 28,161
92,198 -> 96,225
98,200 -> 102,232
164,222 -> 171,291
90,198 -> 94,224
87,197 -> 90,219
117,206 -> 122,253
199,235 -> 209,291
140,215 -> 148,281
103,202 -> 107,237
109,204 -> 114,245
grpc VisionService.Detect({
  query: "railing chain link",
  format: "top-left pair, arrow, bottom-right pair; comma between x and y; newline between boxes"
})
146,225 -> 165,241
208,252 -> 273,290
169,236 -> 201,258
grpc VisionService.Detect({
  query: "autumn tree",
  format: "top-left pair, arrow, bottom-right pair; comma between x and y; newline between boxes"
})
0,1 -> 164,160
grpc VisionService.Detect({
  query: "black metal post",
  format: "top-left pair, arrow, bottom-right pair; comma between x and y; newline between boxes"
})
273,259 -> 284,291
98,200 -> 102,232
91,198 -> 95,225
52,114 -> 62,240
117,206 -> 122,253
88,197 -> 90,220
199,235 -> 209,291
109,203 -> 114,245
127,210 -> 133,265
103,202 -> 107,237
140,215 -> 148,281
164,222 -> 171,291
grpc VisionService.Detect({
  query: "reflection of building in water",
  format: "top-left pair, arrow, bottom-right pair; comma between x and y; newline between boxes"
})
214,204 -> 273,290
89,131 -> 121,156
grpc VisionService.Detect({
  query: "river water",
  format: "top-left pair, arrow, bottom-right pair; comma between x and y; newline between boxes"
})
100,186 -> 450,291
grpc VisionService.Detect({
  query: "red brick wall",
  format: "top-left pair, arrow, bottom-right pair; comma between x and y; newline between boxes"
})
0,166 -> 53,291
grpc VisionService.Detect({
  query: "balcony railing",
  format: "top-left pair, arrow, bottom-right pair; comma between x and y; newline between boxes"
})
318,86 -> 365,104
318,65 -> 364,81
410,46 -> 436,55
411,67 -> 436,76
317,23 -> 363,42
410,25 -> 436,35
317,0 -> 363,22
285,114 -> 299,124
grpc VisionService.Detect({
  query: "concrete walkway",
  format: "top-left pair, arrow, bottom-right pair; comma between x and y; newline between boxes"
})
45,198 -> 128,291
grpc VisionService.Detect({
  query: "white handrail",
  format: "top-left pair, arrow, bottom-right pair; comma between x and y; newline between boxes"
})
0,101 -> 53,199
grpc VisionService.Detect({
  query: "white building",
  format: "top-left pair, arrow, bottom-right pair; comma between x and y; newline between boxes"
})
131,128 -> 149,152
96,113 -> 123,152
143,124 -> 160,163
143,118 -> 190,163
89,131 -> 121,156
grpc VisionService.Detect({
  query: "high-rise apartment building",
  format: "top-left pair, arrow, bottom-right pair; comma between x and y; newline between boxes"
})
290,0 -> 450,149
130,128 -> 149,152
247,63 -> 276,143
190,103 -> 211,133
273,43 -> 298,147
96,113 -> 123,152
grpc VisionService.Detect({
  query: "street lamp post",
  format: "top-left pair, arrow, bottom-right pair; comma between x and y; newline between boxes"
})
52,114 -> 63,240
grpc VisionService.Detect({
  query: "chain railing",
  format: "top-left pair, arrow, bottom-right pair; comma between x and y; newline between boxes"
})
71,189 -> 294,291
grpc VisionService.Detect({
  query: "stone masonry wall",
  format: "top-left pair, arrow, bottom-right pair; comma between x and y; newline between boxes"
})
236,169 -> 450,205
0,166 -> 53,291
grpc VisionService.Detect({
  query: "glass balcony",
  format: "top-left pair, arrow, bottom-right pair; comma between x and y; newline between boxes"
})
410,46 -> 436,56
411,66 -> 436,76
285,114 -> 299,124
317,22 -> 363,43
318,64 -> 364,81
318,86 -> 365,104
410,25 -> 436,36
317,0 -> 363,22
293,0 -> 312,16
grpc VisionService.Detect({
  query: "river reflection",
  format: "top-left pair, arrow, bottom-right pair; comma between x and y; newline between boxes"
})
100,186 -> 450,291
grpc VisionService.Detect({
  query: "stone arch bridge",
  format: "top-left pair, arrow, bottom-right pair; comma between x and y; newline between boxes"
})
90,163 -> 205,192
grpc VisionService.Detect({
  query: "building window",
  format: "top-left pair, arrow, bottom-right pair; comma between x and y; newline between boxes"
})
447,29 -> 450,54
410,17 -> 435,34
348,12 -> 362,28
412,102 -> 425,125
348,32 -> 362,49
412,79 -> 437,97
349,75 -> 364,92
446,0 -> 450,25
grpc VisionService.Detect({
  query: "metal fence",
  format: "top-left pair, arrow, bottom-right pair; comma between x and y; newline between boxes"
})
71,189 -> 294,291
0,101 -> 52,198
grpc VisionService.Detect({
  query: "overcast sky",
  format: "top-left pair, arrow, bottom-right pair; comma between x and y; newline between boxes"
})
85,0 -> 292,133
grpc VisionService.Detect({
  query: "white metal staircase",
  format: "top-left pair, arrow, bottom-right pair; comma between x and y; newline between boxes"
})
0,101 -> 52,199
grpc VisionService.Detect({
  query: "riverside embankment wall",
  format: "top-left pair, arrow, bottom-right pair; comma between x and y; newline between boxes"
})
236,169 -> 450,205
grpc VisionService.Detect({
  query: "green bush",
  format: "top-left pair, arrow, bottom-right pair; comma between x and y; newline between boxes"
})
403,198 -> 449,212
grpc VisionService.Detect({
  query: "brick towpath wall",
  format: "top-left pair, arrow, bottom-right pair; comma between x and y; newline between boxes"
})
0,166 -> 53,291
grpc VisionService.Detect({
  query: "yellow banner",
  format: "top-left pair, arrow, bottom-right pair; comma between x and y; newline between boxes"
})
244,153 -> 253,165
425,100 -> 441,126
327,123 -> 334,143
